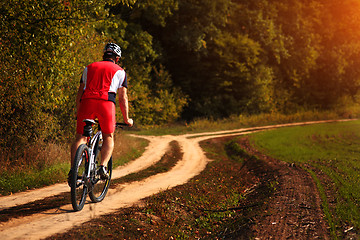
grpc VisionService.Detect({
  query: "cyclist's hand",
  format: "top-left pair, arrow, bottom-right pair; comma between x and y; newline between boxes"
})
126,118 -> 134,127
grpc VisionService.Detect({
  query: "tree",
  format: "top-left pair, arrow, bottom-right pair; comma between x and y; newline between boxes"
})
156,0 -> 278,119
104,0 -> 187,125
0,0 -> 112,154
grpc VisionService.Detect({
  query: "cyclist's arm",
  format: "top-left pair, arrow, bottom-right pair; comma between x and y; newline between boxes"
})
118,87 -> 133,126
76,83 -> 85,115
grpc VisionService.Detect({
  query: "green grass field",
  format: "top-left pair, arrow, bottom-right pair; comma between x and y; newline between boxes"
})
250,120 -> 360,238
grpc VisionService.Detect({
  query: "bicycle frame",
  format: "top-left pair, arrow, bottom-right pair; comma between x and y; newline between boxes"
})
79,119 -> 102,191
71,119 -> 128,211
84,127 -> 102,189
90,130 -> 102,162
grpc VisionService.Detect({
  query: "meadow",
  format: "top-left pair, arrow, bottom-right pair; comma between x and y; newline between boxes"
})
250,120 -> 360,238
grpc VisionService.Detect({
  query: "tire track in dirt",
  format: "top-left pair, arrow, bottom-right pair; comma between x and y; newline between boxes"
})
238,138 -> 331,239
0,119 -> 353,239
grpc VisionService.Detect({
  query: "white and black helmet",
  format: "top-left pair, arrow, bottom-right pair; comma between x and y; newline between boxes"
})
104,43 -> 121,57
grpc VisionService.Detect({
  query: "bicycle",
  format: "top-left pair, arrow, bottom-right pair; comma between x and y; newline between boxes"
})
70,119 -> 128,211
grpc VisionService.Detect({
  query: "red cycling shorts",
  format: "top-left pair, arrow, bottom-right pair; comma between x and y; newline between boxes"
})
76,98 -> 116,135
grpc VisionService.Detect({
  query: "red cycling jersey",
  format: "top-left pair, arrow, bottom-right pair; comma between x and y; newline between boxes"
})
81,60 -> 127,103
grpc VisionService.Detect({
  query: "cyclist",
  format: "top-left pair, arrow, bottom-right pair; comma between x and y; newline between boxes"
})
69,43 -> 133,183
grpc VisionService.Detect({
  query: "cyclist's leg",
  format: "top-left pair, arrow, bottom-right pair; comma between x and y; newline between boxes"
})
68,133 -> 87,186
71,134 -> 87,166
100,133 -> 114,166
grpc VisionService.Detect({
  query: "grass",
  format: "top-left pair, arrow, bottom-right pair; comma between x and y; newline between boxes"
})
136,106 -> 360,136
112,141 -> 181,185
249,120 -> 360,239
112,134 -> 149,169
0,163 -> 69,195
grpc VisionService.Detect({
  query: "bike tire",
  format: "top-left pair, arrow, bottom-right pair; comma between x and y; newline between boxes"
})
71,144 -> 89,211
89,153 -> 112,203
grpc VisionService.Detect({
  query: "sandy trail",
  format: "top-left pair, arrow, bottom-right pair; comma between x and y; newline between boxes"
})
0,119 -> 352,239
0,135 -> 170,210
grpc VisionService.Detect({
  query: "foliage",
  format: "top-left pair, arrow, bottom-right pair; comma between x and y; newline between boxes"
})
0,0 -> 186,157
1,0 -> 360,161
0,0 -> 111,152
158,0 -> 360,118
100,1 -> 187,125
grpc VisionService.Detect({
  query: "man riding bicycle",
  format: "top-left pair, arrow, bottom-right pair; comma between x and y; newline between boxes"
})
69,43 -> 133,182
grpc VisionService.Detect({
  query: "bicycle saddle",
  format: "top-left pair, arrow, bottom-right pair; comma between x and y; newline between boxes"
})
83,119 -> 96,125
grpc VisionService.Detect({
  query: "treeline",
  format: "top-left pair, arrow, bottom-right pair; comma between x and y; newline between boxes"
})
160,0 -> 360,119
1,0 -> 360,152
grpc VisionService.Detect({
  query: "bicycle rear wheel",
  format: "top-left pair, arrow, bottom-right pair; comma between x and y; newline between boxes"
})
89,152 -> 112,203
71,144 -> 89,211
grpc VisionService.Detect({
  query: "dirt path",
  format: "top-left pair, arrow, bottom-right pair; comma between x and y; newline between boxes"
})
0,120 -> 352,239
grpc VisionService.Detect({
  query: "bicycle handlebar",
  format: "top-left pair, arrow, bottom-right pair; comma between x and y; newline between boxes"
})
88,119 -> 132,129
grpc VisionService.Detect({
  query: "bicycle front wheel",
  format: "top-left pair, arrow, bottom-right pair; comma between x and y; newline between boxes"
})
89,153 -> 112,203
71,144 -> 89,211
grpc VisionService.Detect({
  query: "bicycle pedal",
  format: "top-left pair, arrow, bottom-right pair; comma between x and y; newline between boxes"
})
98,166 -> 109,180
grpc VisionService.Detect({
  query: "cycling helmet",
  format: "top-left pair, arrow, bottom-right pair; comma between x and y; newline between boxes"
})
104,43 -> 122,58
